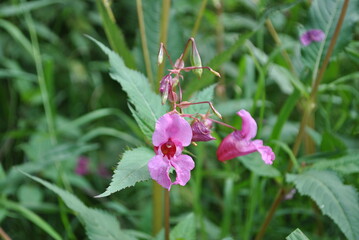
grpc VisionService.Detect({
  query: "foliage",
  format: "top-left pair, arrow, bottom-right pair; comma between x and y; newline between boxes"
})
0,0 -> 358,239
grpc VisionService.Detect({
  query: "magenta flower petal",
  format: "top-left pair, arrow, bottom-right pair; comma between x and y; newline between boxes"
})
217,109 -> 275,164
152,113 -> 192,147
252,140 -> 275,165
300,33 -> 312,46
148,155 -> 172,190
238,110 -> 257,140
217,132 -> 257,161
310,29 -> 325,42
171,155 -> 195,186
300,29 -> 325,46
75,156 -> 90,175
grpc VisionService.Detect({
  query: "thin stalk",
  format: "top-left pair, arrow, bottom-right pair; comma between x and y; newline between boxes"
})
25,7 -> 56,144
0,228 -> 11,240
191,0 -> 208,37
254,1 -> 350,239
265,20 -> 295,74
193,143 -> 206,238
153,0 -> 171,235
214,0 -> 226,97
101,0 -> 115,22
156,0 -> 171,91
152,182 -> 163,235
136,0 -> 154,87
164,190 -> 170,240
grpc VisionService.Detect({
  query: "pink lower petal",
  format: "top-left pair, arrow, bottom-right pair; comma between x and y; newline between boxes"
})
171,154 -> 195,186
252,140 -> 275,165
148,155 -> 172,190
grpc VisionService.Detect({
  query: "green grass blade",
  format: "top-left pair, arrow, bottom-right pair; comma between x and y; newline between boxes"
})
95,0 -> 136,69
0,198 -> 62,240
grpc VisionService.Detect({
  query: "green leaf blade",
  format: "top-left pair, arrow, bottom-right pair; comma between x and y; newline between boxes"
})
286,170 -> 359,240
97,147 -> 154,197
286,228 -> 310,240
88,36 -> 167,137
25,173 -> 134,240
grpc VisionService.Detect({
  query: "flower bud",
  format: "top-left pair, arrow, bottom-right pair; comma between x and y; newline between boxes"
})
158,43 -> 164,65
190,38 -> 203,78
174,54 -> 185,69
191,121 -> 215,142
159,74 -> 172,104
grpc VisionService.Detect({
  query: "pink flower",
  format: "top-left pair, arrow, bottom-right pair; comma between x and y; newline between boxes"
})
300,29 -> 325,46
148,113 -> 195,190
216,110 -> 275,164
75,156 -> 90,175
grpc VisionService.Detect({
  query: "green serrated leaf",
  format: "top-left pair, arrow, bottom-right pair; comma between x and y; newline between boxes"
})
238,154 -> 280,178
286,170 -> 359,240
310,151 -> 359,175
302,0 -> 358,69
24,173 -> 134,240
286,228 -> 310,240
97,147 -> 154,197
88,36 -> 167,137
170,213 -> 196,240
186,84 -> 216,115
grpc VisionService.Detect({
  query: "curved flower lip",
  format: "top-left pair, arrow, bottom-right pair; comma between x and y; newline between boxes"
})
216,110 -> 275,165
152,113 -> 192,147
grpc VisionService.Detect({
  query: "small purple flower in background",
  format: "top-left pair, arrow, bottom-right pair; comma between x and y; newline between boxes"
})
300,29 -> 325,46
75,156 -> 90,175
216,110 -> 275,164
284,188 -> 297,201
148,113 -> 195,190
97,163 -> 111,178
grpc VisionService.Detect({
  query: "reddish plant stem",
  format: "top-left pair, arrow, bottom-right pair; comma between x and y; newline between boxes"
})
254,0 -> 350,239
0,228 -> 11,240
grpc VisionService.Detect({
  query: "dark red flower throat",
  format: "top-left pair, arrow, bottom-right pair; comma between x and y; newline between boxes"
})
161,139 -> 176,159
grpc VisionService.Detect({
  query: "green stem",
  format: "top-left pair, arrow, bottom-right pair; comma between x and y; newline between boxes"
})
164,190 -> 170,240
152,0 -> 171,236
254,1 -> 350,239
152,182 -> 163,235
136,0 -> 154,87
156,0 -> 171,92
193,143 -> 206,238
191,0 -> 208,37
25,7 -> 56,144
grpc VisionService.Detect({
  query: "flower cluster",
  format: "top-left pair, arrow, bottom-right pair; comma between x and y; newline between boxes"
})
148,39 -> 275,190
